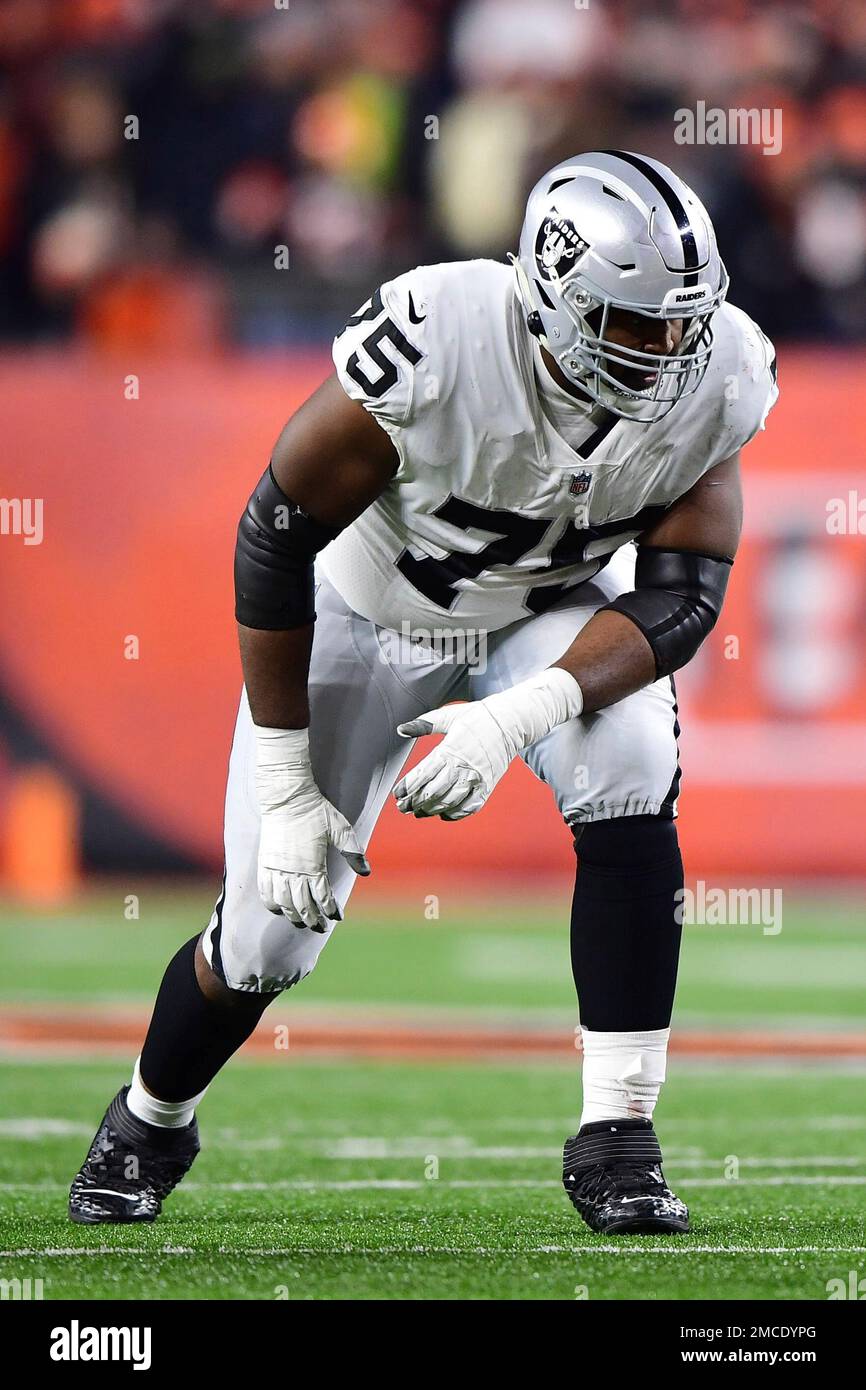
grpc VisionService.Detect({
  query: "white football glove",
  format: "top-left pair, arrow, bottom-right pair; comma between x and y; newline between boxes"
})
394,668 -> 583,820
255,726 -> 370,931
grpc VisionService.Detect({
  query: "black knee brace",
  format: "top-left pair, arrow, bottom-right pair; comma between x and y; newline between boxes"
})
570,815 -> 684,1032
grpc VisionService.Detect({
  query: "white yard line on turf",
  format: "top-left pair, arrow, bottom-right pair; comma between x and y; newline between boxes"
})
4,1119 -> 864,1169
2,1175 -> 864,1193
312,1141 -> 866,1163
679,1175 -> 866,1187
0,1119 -> 92,1138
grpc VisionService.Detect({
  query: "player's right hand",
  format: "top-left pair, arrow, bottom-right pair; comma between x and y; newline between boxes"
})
255,726 -> 370,931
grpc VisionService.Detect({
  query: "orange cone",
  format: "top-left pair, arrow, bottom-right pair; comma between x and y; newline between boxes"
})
2,765 -> 80,906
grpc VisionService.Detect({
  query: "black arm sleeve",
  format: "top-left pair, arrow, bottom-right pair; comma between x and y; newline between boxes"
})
234,465 -> 341,630
600,546 -> 733,678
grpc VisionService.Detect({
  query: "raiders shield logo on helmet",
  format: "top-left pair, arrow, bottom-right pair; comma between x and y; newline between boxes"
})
535,211 -> 589,283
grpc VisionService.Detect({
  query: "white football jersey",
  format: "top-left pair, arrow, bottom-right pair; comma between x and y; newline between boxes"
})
323,258 -> 777,634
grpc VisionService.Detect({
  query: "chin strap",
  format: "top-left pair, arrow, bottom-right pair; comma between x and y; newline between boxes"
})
509,253 -> 548,342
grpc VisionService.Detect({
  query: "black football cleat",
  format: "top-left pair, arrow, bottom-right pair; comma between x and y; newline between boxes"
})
69,1086 -> 199,1224
563,1118 -> 689,1235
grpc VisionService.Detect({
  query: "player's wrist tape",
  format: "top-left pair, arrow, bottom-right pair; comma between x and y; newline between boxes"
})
489,667 -> 584,753
601,546 -> 732,679
235,465 -> 341,630
515,667 -> 584,737
254,724 -> 311,769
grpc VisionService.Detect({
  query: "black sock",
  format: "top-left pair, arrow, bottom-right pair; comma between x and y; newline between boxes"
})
139,935 -> 277,1101
571,815 -> 683,1032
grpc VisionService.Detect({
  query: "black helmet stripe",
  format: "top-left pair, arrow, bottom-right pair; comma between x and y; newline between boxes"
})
600,149 -> 701,284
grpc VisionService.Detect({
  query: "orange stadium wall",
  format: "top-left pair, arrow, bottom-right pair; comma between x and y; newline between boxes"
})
1,348 -> 865,883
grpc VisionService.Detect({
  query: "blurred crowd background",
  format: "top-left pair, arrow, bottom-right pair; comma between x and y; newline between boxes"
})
1,0 -> 865,352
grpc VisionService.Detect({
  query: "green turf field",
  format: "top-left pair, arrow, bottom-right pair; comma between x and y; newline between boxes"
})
1,887 -> 864,1300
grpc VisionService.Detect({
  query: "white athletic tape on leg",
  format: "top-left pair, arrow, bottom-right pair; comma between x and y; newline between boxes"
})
579,1027 -> 670,1125
127,1056 -> 207,1130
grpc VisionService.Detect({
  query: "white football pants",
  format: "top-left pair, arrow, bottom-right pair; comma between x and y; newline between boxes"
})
203,548 -> 679,992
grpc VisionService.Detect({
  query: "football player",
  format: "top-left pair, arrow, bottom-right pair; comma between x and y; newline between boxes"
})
70,151 -> 777,1235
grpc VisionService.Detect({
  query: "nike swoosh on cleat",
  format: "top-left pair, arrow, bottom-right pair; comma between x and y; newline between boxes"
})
407,291 -> 426,324
77,1188 -> 142,1202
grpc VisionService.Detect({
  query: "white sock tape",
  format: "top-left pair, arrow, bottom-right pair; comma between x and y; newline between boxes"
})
127,1056 -> 207,1130
579,1027 -> 670,1125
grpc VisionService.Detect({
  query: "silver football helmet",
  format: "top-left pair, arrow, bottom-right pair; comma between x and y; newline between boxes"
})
513,150 -> 729,423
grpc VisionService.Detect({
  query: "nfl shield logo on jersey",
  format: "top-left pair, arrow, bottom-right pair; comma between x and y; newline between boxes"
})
569,470 -> 592,497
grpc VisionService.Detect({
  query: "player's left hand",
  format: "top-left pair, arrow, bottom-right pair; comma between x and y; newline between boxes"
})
395,701 -> 515,819
393,668 -> 584,820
